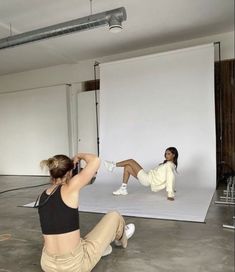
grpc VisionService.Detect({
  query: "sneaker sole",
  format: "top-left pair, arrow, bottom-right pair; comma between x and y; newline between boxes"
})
112,192 -> 128,196
102,245 -> 112,257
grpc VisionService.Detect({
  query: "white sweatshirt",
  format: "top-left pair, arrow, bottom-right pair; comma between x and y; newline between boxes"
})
148,161 -> 176,197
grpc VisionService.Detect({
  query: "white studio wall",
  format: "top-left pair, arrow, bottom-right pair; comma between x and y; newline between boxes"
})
0,85 -> 71,175
77,91 -> 98,156
80,44 -> 216,222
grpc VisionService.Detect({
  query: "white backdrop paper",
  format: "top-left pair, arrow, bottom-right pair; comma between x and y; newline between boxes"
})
81,44 -> 216,221
98,44 -> 216,186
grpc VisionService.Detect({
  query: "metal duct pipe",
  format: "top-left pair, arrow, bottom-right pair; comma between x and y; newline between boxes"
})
0,7 -> 127,50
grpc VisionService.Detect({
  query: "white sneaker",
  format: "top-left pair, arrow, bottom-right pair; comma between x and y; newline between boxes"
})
114,223 -> 135,246
112,186 -> 128,196
104,161 -> 116,172
102,245 -> 112,257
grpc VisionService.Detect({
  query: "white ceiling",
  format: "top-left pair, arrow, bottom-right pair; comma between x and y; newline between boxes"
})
0,0 -> 233,76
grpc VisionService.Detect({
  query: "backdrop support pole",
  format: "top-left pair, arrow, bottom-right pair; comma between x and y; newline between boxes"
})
214,41 -> 222,185
94,61 -> 100,156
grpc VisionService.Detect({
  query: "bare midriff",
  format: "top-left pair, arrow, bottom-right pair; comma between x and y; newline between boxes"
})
43,229 -> 81,255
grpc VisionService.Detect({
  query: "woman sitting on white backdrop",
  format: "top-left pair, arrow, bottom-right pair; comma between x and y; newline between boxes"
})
105,147 -> 178,201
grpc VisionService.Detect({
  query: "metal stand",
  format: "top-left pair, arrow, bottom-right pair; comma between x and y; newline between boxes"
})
223,216 -> 235,230
215,175 -> 235,230
215,176 -> 235,205
214,41 -> 222,187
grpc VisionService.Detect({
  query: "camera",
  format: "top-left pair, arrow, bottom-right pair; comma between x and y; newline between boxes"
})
72,162 -> 81,177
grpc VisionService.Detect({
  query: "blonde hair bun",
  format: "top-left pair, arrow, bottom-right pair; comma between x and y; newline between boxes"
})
40,157 -> 59,170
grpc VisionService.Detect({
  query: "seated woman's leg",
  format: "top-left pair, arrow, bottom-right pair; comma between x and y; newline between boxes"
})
123,165 -> 136,184
81,211 -> 127,272
116,159 -> 143,178
116,159 -> 143,181
113,160 -> 144,195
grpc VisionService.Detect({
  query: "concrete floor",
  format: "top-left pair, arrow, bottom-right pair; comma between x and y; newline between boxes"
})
0,176 -> 234,272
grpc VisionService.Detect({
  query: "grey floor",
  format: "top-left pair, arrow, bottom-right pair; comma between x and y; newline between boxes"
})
0,176 -> 234,272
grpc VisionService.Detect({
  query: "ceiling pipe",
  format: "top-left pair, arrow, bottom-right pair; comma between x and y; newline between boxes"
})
0,7 -> 127,50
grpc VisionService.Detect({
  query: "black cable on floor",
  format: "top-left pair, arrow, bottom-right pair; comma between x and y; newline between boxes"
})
0,183 -> 49,195
0,164 -> 82,195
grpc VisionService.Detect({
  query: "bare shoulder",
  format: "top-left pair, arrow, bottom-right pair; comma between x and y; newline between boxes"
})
61,183 -> 78,196
61,184 -> 79,208
67,174 -> 84,192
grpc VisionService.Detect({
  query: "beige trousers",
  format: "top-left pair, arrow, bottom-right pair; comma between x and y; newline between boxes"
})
41,211 -> 127,272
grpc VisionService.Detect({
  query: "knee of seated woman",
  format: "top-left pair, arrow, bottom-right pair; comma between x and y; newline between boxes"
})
106,211 -> 121,218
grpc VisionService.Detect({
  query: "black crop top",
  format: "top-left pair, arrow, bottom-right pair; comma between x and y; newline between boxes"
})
38,185 -> 80,235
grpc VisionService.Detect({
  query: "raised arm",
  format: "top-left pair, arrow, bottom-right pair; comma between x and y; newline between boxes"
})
69,153 -> 100,191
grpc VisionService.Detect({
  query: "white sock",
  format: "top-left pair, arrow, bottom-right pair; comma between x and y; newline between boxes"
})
121,183 -> 127,188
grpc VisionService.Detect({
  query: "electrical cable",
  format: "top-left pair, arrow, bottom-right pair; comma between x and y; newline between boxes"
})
34,184 -> 59,208
0,162 -> 81,195
0,182 -> 50,195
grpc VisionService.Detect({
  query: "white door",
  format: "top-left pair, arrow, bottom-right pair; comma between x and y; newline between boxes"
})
77,91 -> 98,156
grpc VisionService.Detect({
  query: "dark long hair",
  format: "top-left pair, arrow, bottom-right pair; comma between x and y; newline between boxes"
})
161,147 -> 179,170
